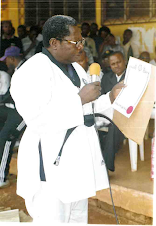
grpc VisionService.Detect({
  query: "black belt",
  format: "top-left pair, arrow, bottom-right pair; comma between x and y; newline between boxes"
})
39,114 -> 95,181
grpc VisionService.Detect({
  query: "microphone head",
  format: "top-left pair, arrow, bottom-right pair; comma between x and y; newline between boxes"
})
89,63 -> 101,76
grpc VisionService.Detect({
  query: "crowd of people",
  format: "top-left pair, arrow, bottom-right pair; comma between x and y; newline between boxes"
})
0,16 -> 155,223
1,19 -> 155,74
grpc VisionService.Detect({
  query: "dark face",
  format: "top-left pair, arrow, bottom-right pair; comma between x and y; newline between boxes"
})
109,53 -> 126,76
100,31 -> 109,40
18,27 -> 26,39
90,24 -> 98,35
5,56 -> 15,70
2,22 -> 12,35
50,26 -> 84,64
81,25 -> 90,37
123,30 -> 132,43
101,57 -> 110,69
29,30 -> 38,41
108,36 -> 116,45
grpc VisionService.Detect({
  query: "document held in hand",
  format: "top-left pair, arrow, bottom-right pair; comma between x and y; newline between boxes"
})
112,57 -> 151,118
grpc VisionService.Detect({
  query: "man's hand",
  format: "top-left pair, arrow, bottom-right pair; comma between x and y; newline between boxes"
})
109,81 -> 126,103
78,82 -> 101,105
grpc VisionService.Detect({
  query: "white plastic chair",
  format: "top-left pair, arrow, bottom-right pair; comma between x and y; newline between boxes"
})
128,105 -> 155,172
128,139 -> 144,172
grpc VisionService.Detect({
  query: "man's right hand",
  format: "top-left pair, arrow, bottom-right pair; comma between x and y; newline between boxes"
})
78,82 -> 101,105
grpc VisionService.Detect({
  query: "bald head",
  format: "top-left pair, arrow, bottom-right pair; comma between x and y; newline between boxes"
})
139,51 -> 150,63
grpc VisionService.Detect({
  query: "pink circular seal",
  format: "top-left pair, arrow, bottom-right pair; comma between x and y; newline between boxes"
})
126,106 -> 133,114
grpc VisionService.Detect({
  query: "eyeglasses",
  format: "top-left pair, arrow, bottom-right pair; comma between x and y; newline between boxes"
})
56,37 -> 85,47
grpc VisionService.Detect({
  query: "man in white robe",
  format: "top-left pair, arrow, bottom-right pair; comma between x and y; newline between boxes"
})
10,15 -> 125,223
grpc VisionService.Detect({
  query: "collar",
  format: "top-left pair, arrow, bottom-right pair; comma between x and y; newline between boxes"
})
42,47 -> 80,88
116,70 -> 125,81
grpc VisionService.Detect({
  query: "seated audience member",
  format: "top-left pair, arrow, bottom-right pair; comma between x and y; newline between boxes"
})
100,33 -> 125,58
0,46 -> 26,188
98,25 -> 111,41
22,25 -> 39,60
139,51 -> 150,63
100,50 -> 114,74
89,23 -> 103,53
101,51 -> 126,93
100,51 -> 126,171
83,46 -> 94,65
0,21 -> 23,58
36,19 -> 46,42
18,25 -> 27,40
81,22 -> 98,61
122,29 -> 140,63
150,47 -> 156,66
98,26 -> 111,55
1,46 -> 25,76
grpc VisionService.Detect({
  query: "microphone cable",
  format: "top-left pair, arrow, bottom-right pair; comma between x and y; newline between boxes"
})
92,103 -> 120,224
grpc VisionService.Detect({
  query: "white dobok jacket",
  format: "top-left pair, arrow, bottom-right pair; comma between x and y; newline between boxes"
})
10,49 -> 113,204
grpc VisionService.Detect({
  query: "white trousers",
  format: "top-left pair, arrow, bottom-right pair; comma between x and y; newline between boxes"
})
25,182 -> 88,224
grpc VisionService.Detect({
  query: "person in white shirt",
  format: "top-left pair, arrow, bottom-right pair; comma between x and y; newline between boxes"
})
10,15 -> 125,224
81,22 -> 98,61
122,29 -> 140,64
22,25 -> 39,60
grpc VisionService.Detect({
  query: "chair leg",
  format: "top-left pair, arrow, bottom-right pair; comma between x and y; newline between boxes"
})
144,125 -> 149,140
139,141 -> 144,161
128,139 -> 138,172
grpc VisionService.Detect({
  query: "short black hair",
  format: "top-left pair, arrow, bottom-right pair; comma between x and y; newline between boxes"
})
29,25 -> 39,33
90,23 -> 98,28
108,51 -> 124,60
2,20 -> 12,27
98,26 -> 110,36
102,50 -> 114,59
42,15 -> 77,48
81,22 -> 90,28
124,29 -> 132,34
18,25 -> 26,32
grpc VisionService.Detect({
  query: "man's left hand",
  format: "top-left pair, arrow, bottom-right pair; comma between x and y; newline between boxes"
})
109,81 -> 126,103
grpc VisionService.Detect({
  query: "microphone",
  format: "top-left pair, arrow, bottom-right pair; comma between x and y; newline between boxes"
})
89,63 -> 101,82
